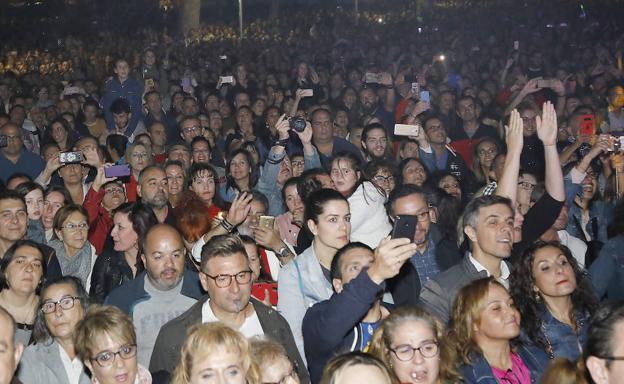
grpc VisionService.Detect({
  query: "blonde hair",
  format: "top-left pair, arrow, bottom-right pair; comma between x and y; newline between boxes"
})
541,358 -> 588,384
368,306 -> 460,382
172,323 -> 261,384
447,277 -> 506,364
73,304 -> 136,362
250,338 -> 298,382
320,352 -> 397,384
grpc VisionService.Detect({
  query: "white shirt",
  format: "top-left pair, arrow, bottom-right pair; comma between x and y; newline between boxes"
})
468,253 -> 511,289
201,299 -> 264,338
558,230 -> 588,267
58,343 -> 84,384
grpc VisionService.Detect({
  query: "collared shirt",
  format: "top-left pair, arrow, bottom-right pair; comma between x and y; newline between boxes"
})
201,299 -> 264,338
410,237 -> 440,284
58,343 -> 85,384
468,253 -> 510,289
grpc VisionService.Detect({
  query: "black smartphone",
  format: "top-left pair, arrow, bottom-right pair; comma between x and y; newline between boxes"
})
391,215 -> 417,242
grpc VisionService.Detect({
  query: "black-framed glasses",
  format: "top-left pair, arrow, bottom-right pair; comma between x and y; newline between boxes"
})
204,270 -> 253,288
41,296 -> 80,314
91,344 -> 137,367
389,341 -> 439,361
597,355 -> 624,361
517,181 -> 536,190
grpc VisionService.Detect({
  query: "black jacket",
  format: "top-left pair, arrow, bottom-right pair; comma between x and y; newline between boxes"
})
149,296 -> 310,383
89,245 -> 135,304
387,225 -> 462,307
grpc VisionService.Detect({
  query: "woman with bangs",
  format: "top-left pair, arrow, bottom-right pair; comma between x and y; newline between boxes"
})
172,322 -> 260,384
187,162 -> 225,222
448,277 -> 548,384
471,137 -> 500,188
369,307 -> 459,384
329,151 -> 391,249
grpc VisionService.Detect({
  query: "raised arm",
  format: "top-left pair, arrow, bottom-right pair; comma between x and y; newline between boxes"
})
495,109 -> 524,203
537,101 -> 565,202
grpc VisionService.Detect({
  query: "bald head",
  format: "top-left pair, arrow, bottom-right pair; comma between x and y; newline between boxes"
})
141,224 -> 186,291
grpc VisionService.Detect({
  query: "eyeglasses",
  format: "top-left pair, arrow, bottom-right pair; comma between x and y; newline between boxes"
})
291,160 -> 305,167
104,186 -> 124,194
373,175 -> 395,183
389,341 -> 439,361
263,367 -> 298,384
62,222 -> 89,232
183,126 -> 201,134
91,344 -> 137,367
517,181 -> 537,190
204,270 -> 253,288
131,152 -> 149,159
41,296 -> 80,314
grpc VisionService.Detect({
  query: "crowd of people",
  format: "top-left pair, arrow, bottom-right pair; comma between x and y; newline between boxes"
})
1,1 -> 624,383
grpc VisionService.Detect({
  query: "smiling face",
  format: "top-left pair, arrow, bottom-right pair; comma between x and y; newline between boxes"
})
307,200 -> 351,251
465,203 -> 514,260
388,320 -> 440,384
531,245 -> 577,301
474,284 -> 521,345
0,199 -> 28,242
229,153 -> 251,181
189,345 -> 246,384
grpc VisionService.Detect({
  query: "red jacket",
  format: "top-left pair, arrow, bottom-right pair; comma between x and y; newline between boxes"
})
84,187 -> 113,255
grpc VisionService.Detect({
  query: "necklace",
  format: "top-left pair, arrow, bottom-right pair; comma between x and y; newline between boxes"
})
0,292 -> 37,324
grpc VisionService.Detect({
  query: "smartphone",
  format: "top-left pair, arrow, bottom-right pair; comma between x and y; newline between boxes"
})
419,91 -> 430,103
394,124 -> 420,137
536,79 -> 552,88
219,55 -> 227,60
513,40 -> 519,50
258,215 -> 275,229
300,89 -> 314,97
220,76 -> 234,84
0,135 -> 7,148
251,282 -> 278,306
411,82 -> 420,94
59,151 -> 83,164
104,164 -> 131,178
579,114 -> 596,136
364,72 -> 381,84
391,215 -> 417,242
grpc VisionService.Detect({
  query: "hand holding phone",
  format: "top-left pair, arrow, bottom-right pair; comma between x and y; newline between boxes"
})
220,76 -> 234,84
104,164 -> 131,178
391,215 -> 417,241
579,114 -> 596,136
394,124 -> 420,137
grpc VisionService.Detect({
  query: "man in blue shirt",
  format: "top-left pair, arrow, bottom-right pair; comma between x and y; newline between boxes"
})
0,123 -> 44,183
102,58 -> 144,132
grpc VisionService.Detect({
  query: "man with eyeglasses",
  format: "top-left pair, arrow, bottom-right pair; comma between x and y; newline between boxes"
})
105,224 -> 202,368
586,302 -> 624,384
0,123 -> 45,183
384,184 -> 462,307
150,234 -> 307,382
303,239 -> 417,383
179,116 -> 203,143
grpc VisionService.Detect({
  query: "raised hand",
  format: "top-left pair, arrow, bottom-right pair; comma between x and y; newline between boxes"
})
92,164 -> 118,192
225,192 -> 253,226
275,114 -> 290,140
294,121 -> 313,145
505,109 -> 524,156
367,237 -> 418,284
536,101 -> 558,146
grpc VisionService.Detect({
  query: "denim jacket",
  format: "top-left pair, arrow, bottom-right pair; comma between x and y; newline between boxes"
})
566,200 -> 612,243
535,307 -> 590,361
590,234 -> 624,300
459,344 -> 548,384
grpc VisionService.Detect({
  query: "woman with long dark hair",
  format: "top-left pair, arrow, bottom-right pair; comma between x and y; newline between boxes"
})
510,241 -> 597,361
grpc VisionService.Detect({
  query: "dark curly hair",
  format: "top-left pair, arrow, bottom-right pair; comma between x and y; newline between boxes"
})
509,240 -> 597,353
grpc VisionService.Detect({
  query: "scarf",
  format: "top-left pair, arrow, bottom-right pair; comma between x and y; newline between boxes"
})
48,239 -> 93,288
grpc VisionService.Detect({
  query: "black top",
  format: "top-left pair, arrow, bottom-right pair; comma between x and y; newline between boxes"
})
89,243 -> 138,304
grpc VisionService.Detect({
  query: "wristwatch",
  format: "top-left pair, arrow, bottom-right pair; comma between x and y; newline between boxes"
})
276,246 -> 292,259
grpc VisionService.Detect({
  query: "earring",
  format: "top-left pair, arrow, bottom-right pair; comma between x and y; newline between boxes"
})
534,292 -> 541,302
